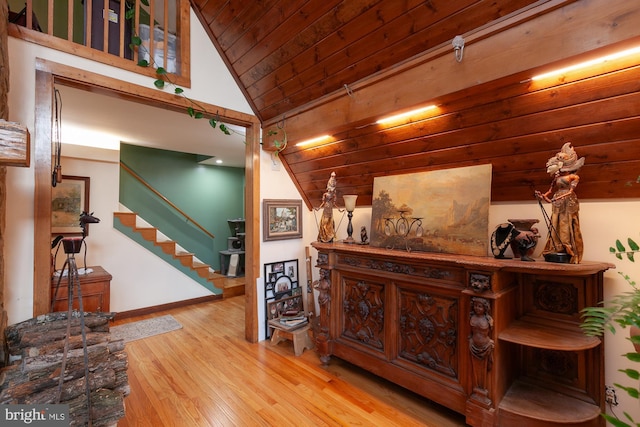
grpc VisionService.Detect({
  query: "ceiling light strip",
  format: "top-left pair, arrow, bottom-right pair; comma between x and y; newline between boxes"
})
376,105 -> 437,125
531,45 -> 640,81
295,135 -> 331,147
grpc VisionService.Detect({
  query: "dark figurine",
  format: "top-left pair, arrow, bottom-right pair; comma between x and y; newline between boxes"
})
360,226 -> 368,244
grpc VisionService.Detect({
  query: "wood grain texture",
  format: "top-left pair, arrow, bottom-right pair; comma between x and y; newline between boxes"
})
114,294 -> 466,427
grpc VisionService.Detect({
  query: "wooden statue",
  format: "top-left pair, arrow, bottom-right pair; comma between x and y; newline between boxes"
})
469,297 -> 494,406
535,143 -> 585,264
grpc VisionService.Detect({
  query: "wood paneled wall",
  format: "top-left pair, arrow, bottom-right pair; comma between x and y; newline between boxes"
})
283,57 -> 640,207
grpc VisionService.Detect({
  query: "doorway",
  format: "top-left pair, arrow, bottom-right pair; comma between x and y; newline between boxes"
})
33,59 -> 261,342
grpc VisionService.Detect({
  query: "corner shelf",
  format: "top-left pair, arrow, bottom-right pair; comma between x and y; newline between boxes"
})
499,380 -> 601,425
498,316 -> 601,351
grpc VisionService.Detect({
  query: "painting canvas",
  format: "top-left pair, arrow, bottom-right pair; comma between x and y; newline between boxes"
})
51,176 -> 90,235
370,164 -> 492,256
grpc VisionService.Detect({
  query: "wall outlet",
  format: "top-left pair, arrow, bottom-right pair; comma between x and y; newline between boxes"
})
605,385 -> 619,406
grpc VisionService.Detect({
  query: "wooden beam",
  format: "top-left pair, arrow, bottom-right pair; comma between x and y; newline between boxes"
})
262,0 -> 640,148
0,120 -> 29,167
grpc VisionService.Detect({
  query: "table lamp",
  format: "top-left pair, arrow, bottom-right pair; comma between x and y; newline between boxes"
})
343,195 -> 358,244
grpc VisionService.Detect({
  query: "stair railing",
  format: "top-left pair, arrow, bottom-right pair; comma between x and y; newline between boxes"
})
120,161 -> 214,239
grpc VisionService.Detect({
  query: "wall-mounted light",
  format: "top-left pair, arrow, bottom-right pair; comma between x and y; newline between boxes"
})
376,105 -> 437,125
532,45 -> 640,81
295,134 -> 332,147
452,35 -> 465,62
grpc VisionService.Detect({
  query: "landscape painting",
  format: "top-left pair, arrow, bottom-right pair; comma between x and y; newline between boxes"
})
370,164 -> 492,256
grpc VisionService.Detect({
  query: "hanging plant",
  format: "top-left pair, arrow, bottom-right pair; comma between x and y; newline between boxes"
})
130,33 -> 233,137
267,126 -> 287,157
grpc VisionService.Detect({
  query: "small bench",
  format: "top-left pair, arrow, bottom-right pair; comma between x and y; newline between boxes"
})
268,321 -> 314,356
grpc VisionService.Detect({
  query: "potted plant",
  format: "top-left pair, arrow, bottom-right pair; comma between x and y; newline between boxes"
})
581,237 -> 640,427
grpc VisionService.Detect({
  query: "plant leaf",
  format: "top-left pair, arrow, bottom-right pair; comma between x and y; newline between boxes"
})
625,352 -> 640,363
156,67 -> 167,75
174,87 -> 184,95
187,107 -> 195,118
153,79 -> 165,89
137,60 -> 149,67
616,239 -> 627,252
209,118 -> 217,128
131,36 -> 141,46
614,383 -> 639,399
220,124 -> 231,135
629,238 -> 640,251
619,368 -> 640,379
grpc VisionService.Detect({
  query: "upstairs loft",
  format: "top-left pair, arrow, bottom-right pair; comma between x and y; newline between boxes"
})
8,0 -> 191,88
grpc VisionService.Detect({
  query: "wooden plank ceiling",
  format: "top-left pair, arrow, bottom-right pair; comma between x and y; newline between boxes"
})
191,0 -> 640,206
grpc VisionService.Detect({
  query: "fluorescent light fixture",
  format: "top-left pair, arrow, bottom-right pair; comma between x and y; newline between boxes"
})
376,105 -> 437,125
216,159 -> 223,164
295,134 -> 331,147
532,45 -> 640,81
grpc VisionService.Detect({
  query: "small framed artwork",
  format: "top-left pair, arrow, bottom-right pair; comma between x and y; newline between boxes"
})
267,294 -> 304,320
51,175 -> 90,236
263,199 -> 302,241
264,259 -> 300,337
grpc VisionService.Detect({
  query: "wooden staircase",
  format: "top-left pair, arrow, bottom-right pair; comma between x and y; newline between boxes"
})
114,212 -> 244,298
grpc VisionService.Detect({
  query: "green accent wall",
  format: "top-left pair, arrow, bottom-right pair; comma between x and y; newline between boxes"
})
119,143 -> 245,269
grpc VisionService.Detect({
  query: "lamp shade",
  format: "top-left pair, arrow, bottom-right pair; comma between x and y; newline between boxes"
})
343,195 -> 358,212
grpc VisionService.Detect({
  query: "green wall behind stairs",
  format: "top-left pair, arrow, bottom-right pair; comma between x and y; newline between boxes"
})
119,143 -> 245,269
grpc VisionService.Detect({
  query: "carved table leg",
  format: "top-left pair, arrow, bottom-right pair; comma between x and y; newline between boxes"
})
314,267 -> 331,364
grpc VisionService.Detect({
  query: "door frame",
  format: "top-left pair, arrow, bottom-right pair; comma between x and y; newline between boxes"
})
33,58 -> 261,342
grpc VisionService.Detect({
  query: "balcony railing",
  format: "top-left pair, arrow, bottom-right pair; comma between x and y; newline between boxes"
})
7,0 -> 191,87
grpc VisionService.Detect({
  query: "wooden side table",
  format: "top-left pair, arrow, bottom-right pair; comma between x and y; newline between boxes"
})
51,265 -> 111,313
268,319 -> 314,356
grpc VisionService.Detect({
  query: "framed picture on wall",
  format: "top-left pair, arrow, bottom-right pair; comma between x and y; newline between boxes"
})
263,199 -> 302,241
51,175 -> 90,236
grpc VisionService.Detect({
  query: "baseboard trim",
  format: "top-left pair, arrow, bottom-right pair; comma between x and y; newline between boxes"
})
113,295 -> 222,320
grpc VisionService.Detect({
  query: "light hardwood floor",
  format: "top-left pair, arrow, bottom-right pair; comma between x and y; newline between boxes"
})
114,295 -> 468,426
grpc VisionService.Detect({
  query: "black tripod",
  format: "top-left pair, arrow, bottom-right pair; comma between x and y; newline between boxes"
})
51,212 -> 100,426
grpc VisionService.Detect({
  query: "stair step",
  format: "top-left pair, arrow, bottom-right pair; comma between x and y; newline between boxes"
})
135,227 -> 157,241
155,240 -> 176,255
174,252 -> 196,267
114,212 -> 137,227
223,278 -> 245,298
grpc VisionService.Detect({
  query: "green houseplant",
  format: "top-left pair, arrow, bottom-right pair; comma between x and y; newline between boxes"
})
581,237 -> 640,427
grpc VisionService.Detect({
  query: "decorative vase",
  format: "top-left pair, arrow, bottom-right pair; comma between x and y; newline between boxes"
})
507,218 -> 540,261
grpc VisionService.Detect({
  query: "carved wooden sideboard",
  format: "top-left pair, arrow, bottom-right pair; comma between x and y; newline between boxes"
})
311,242 -> 613,427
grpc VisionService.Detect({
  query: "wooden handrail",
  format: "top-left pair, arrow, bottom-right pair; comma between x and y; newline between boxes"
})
120,162 -> 214,239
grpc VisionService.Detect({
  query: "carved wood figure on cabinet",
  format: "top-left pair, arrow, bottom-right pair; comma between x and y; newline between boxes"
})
469,297 -> 493,407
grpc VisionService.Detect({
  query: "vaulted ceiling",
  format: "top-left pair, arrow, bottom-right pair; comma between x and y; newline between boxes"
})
191,0 -> 640,208
192,0 -> 541,123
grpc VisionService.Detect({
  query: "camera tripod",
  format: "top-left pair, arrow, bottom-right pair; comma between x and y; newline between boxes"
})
51,212 -> 99,426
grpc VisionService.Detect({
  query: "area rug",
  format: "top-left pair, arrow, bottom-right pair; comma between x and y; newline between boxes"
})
110,314 -> 182,343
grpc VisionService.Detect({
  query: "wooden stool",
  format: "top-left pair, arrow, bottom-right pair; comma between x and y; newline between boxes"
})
269,323 -> 314,356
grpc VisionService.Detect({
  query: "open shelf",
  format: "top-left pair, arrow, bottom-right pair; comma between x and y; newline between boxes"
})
498,317 -> 601,351
499,380 -> 601,425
